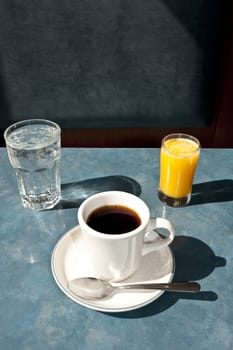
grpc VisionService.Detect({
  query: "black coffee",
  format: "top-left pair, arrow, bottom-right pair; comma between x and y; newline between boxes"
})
87,205 -> 141,235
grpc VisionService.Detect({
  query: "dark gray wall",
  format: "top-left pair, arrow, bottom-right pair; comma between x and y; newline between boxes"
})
0,0 -> 226,132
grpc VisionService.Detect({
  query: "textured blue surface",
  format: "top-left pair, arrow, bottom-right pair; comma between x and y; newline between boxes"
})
0,148 -> 233,350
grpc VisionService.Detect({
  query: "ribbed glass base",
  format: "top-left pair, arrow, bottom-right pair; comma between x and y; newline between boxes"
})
158,190 -> 191,207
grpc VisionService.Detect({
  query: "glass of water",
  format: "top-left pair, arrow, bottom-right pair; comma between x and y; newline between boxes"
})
4,119 -> 61,210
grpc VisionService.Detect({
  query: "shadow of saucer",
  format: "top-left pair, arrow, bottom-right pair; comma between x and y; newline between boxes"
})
109,236 -> 226,319
190,179 -> 233,205
53,175 -> 141,209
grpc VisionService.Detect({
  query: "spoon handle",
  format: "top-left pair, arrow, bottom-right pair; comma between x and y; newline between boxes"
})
117,281 -> 201,293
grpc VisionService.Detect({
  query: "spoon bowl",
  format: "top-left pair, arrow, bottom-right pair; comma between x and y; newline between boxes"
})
68,277 -> 201,300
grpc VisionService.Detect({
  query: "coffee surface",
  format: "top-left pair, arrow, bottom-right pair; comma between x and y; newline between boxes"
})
87,205 -> 141,234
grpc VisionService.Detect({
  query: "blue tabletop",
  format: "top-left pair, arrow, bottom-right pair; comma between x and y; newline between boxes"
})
0,148 -> 233,350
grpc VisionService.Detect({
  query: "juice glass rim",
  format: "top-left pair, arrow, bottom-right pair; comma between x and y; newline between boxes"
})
162,133 -> 200,158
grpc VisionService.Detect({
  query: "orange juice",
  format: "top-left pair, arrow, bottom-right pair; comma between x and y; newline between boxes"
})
159,135 -> 200,202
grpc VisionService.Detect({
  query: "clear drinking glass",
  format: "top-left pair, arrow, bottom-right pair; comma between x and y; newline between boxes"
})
4,119 -> 61,210
158,133 -> 200,207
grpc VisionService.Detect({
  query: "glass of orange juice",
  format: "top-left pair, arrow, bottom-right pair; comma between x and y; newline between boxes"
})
158,133 -> 200,207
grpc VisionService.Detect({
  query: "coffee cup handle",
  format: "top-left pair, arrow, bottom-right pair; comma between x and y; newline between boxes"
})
142,217 -> 175,255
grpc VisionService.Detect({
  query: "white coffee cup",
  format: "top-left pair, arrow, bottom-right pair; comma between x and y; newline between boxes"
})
77,191 -> 175,282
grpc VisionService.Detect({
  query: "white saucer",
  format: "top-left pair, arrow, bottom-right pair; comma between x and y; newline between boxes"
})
51,223 -> 175,313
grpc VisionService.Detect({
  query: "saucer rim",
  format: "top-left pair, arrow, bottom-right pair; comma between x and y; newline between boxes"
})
51,223 -> 175,313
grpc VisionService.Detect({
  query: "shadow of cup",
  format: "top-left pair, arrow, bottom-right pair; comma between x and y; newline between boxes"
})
110,235 -> 226,319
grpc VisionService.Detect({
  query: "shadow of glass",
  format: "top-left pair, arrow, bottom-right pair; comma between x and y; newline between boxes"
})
53,175 -> 141,209
109,235 -> 226,319
190,179 -> 233,205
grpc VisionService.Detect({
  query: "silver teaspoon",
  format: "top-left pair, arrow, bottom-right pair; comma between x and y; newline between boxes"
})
68,277 -> 201,300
